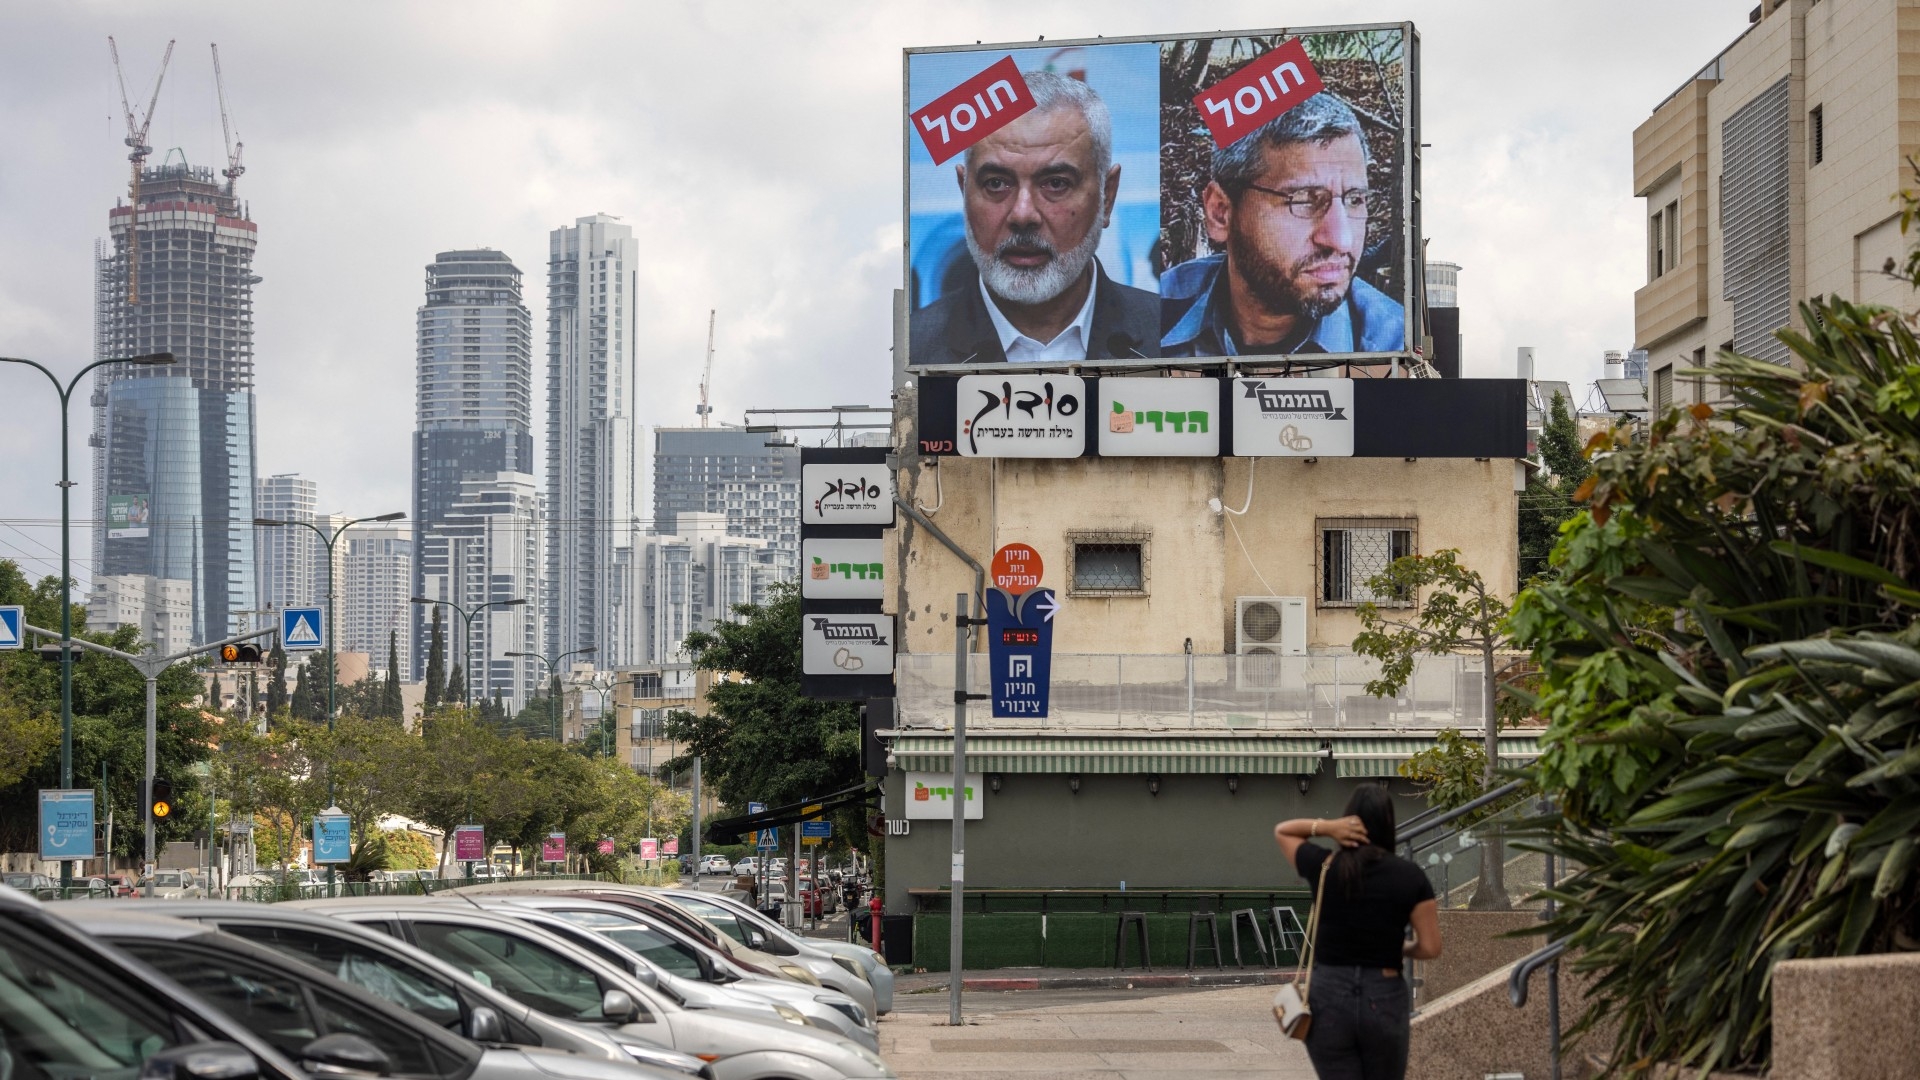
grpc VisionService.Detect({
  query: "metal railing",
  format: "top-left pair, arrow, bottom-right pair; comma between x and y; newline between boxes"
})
895,651 -> 1519,731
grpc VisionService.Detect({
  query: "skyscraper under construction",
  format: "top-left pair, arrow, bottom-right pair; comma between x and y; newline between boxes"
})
89,156 -> 259,645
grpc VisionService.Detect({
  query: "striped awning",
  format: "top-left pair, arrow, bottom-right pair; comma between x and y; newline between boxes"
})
889,735 -> 1327,775
1332,735 -> 1544,778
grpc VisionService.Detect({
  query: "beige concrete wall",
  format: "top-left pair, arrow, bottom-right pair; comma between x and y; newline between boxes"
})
1771,952 -> 1920,1079
891,452 -> 1519,659
1634,80 -> 1712,353
1416,909 -> 1544,1005
1408,961 -> 1610,1080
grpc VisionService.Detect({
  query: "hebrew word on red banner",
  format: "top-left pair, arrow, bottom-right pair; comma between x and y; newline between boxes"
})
1191,39 -> 1325,150
912,56 -> 1035,165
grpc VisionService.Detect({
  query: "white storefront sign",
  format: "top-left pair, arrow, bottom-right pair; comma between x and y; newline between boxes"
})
1098,377 -> 1221,457
802,537 -> 886,600
903,771 -> 984,820
801,613 -> 895,675
955,374 -> 1087,458
1232,378 -> 1355,457
802,464 -> 895,525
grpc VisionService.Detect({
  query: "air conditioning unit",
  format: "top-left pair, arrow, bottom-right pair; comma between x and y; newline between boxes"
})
1236,596 -> 1306,687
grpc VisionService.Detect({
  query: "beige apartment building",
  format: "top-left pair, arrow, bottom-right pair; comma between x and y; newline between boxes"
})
1635,0 -> 1920,405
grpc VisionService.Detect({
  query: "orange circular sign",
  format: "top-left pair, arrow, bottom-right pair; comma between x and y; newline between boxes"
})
992,543 -> 1045,595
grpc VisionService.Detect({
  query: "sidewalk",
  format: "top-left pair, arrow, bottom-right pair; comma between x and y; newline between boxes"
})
895,965 -> 1298,994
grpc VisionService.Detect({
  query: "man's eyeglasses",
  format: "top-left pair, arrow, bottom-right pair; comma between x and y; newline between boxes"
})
1243,184 -> 1372,221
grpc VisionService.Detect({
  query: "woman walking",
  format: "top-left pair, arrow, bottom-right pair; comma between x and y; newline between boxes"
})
1274,786 -> 1442,1080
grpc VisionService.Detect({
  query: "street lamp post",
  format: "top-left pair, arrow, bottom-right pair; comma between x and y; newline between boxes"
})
410,596 -> 527,710
571,672 -> 616,757
253,510 -> 403,896
0,350 -> 174,890
505,647 -> 596,741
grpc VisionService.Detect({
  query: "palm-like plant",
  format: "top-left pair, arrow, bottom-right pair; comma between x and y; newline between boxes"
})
1510,295 -> 1920,1074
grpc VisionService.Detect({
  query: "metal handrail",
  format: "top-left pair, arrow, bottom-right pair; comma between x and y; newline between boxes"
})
1508,938 -> 1568,1007
1399,778 -> 1529,846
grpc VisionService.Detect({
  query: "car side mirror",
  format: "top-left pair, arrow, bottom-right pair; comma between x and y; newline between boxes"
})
744,929 -> 767,950
298,1033 -> 393,1076
626,964 -> 659,989
140,1043 -> 260,1080
465,1005 -> 504,1043
601,988 -> 639,1022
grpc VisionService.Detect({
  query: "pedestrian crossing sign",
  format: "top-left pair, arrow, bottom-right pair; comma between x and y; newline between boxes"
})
282,607 -> 324,651
756,827 -> 780,850
0,606 -> 21,650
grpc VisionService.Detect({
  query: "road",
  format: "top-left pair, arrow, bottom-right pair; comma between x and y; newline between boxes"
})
878,983 -> 1317,1079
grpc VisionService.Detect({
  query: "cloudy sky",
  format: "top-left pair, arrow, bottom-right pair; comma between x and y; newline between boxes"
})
0,0 -> 1750,589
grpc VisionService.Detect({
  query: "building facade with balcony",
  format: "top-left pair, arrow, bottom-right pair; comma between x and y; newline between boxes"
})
877,384 -> 1535,908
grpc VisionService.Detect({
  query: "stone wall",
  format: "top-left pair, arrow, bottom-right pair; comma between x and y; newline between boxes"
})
1416,909 -> 1543,1005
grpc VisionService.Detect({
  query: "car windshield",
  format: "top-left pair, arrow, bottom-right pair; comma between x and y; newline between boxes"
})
0,918 -> 179,1080
595,927 -> 704,979
1,874 -> 35,887
153,874 -> 184,888
406,921 -> 631,1024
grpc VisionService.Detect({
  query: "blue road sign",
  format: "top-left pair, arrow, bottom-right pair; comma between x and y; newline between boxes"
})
0,605 -> 21,650
748,802 -> 766,814
282,606 -> 325,651
39,789 -> 96,861
755,827 -> 780,850
801,820 -> 832,839
986,586 -> 1058,719
313,813 -> 351,864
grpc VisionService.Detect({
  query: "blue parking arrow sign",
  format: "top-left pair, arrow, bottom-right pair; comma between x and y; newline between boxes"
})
282,606 -> 324,651
986,586 -> 1057,718
0,605 -> 22,650
39,789 -> 96,860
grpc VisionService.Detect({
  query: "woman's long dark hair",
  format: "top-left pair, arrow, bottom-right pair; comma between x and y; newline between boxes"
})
1334,784 -> 1397,899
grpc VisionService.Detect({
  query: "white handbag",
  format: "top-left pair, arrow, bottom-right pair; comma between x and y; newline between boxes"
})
1273,854 -> 1332,1040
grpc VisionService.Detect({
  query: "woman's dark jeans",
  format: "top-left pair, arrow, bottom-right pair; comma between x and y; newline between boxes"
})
1303,965 -> 1411,1080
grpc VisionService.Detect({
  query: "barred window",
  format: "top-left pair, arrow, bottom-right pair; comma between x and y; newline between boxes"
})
1318,519 -> 1416,607
1068,531 -> 1149,595
631,708 -> 665,740
630,672 -> 663,698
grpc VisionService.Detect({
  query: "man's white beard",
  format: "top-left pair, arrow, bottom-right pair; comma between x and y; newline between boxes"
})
967,216 -> 1104,306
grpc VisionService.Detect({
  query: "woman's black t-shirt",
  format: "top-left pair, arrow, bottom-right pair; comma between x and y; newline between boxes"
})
1294,842 -> 1435,971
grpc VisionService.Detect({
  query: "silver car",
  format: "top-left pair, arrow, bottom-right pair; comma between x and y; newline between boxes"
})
56,907 -> 692,1080
470,897 -> 877,1052
291,898 -> 894,1080
647,889 -> 891,1016
60,898 -> 709,1077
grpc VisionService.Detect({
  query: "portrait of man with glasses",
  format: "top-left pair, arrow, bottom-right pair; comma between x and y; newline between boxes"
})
1159,91 -> 1407,358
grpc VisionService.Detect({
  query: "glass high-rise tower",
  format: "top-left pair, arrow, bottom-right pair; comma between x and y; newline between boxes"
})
411,249 -> 536,681
91,159 -> 258,644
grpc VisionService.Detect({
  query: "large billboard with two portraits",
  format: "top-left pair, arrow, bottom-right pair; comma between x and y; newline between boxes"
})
905,25 -> 1416,369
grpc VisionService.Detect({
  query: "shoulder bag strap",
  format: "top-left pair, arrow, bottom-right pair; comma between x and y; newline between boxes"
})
1296,852 -> 1334,994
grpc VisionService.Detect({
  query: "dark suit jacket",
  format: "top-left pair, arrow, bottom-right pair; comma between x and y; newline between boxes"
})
908,261 -> 1163,365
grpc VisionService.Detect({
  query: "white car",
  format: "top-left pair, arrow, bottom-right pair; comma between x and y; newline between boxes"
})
700,856 -> 734,876
734,858 -> 759,877
141,871 -> 204,899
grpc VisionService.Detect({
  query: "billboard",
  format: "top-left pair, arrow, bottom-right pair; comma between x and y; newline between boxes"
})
905,25 -> 1415,368
108,494 -> 151,539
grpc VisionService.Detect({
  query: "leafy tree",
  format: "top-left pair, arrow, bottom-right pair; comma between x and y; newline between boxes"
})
1352,550 -> 1524,908
444,663 -> 465,710
665,582 -> 865,851
1511,292 -> 1920,1074
383,632 -> 404,720
382,827 -> 436,870
1538,390 -> 1588,485
424,609 -> 445,710
1518,392 -> 1587,582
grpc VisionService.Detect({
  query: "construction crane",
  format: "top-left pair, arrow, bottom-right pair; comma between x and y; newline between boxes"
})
211,43 -> 244,195
108,35 -> 175,305
696,309 -> 716,428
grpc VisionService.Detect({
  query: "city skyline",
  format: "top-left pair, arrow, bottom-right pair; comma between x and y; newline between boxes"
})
0,2 -> 1753,593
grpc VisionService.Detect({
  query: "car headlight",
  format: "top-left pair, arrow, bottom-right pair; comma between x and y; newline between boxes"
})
817,995 -> 869,1029
831,954 -> 869,983
772,1003 -> 808,1026
778,963 -> 822,986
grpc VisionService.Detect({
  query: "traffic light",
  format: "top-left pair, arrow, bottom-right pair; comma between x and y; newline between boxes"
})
220,643 -> 261,664
148,777 -> 174,822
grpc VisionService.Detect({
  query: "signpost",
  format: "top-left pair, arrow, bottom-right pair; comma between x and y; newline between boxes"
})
986,585 -> 1058,719
38,789 -> 95,862
541,833 -> 566,864
801,820 -> 831,844
0,605 -> 22,651
312,810 -> 350,865
453,825 -> 485,869
663,837 -> 679,857
755,827 -> 780,850
639,838 -> 659,862
281,607 -> 325,651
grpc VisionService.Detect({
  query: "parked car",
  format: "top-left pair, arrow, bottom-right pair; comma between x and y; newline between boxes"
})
140,869 -> 205,899
701,855 -> 734,876
644,890 -> 885,1018
733,858 -> 759,878
63,898 -> 709,1077
0,871 -> 57,898
288,898 -> 894,1079
0,884 -> 317,1080
468,896 -> 876,1052
651,890 -> 893,1016
55,906 -> 694,1080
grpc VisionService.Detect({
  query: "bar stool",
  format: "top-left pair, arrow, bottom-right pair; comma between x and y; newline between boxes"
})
1186,911 -> 1224,969
1228,908 -> 1269,967
1271,905 -> 1308,960
1114,911 -> 1151,970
